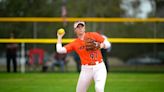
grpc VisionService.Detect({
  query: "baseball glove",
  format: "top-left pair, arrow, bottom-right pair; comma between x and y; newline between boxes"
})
84,38 -> 100,51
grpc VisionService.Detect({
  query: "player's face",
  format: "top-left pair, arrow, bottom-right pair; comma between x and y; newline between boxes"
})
74,24 -> 85,35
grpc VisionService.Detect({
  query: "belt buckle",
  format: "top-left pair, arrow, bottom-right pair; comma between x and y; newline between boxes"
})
88,62 -> 96,65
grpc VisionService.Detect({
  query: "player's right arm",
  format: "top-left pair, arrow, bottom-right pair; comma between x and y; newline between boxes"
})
56,32 -> 67,54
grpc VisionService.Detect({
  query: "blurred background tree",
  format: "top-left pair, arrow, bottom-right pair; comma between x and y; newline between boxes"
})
0,0 -> 164,63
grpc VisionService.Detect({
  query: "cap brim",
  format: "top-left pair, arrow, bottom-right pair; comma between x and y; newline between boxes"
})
74,21 -> 85,29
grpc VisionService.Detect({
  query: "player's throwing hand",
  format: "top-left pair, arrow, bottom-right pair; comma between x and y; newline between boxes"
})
57,28 -> 65,38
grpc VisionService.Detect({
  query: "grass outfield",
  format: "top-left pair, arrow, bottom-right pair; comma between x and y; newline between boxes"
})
0,72 -> 163,92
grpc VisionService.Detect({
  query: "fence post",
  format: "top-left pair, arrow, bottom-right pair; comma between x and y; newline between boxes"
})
20,43 -> 25,73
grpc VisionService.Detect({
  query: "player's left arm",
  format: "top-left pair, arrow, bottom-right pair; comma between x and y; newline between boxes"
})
100,36 -> 111,49
94,32 -> 111,49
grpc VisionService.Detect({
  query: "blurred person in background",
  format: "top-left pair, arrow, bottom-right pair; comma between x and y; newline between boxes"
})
101,35 -> 111,73
97,30 -> 111,72
6,33 -> 18,73
53,52 -> 67,72
72,51 -> 81,73
42,52 -> 67,72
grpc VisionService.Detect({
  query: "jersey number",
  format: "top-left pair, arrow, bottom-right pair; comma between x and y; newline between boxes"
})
90,52 -> 98,60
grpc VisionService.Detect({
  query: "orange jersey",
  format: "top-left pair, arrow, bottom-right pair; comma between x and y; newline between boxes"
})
64,32 -> 104,65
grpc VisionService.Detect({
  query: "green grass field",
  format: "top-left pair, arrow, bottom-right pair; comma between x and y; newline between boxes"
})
0,72 -> 163,92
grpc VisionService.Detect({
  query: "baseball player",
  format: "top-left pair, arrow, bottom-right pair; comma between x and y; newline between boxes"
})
56,21 -> 111,92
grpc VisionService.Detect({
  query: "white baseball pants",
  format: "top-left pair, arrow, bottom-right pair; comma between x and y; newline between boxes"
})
76,62 -> 107,92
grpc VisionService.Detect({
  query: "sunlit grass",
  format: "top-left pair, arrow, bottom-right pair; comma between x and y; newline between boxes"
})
0,72 -> 163,92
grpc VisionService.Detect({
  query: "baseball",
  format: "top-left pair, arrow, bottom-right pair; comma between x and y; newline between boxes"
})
57,28 -> 65,35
